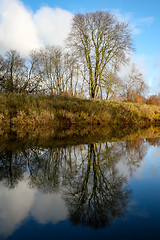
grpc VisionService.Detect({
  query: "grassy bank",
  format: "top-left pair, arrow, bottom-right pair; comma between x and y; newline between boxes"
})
1,93 -> 160,134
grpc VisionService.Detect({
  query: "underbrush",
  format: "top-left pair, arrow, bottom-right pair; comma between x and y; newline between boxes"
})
1,93 -> 160,134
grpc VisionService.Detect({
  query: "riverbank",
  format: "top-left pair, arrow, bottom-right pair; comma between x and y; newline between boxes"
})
1,93 -> 160,135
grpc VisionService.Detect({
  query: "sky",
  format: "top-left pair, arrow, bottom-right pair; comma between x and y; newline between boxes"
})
0,0 -> 160,94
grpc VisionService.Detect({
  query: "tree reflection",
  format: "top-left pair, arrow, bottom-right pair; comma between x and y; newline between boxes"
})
146,138 -> 160,146
0,137 -> 152,228
63,143 -> 130,228
27,147 -> 66,193
0,150 -> 26,188
118,139 -> 148,176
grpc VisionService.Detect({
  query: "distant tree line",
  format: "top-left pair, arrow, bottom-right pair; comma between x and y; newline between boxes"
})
0,11 -> 152,103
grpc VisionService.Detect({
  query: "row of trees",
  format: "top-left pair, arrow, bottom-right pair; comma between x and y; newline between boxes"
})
0,47 -> 78,95
0,11 -> 148,100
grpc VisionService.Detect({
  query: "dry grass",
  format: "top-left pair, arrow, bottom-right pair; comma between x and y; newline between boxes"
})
1,93 -> 160,135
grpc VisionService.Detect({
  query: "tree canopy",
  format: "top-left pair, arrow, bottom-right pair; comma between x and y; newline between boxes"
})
67,11 -> 133,99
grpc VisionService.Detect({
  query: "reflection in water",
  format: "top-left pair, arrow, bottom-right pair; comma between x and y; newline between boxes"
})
64,143 -> 129,228
0,150 -> 26,189
0,180 -> 67,238
0,180 -> 35,238
0,138 -> 154,238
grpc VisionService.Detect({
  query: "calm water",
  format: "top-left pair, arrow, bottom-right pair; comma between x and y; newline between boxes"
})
1,136 -> 160,239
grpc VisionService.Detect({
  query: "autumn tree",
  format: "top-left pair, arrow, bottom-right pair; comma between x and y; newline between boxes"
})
67,11 -> 133,99
146,94 -> 160,106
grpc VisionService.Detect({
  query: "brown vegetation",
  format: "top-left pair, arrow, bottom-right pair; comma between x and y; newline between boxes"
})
1,93 -> 160,136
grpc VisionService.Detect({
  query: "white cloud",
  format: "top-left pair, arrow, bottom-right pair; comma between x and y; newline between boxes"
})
136,17 -> 154,26
143,58 -> 160,94
118,54 -> 148,84
132,17 -> 154,35
133,54 -> 148,78
111,9 -> 154,35
0,0 -> 42,55
0,1 -> 154,56
111,9 -> 132,23
153,58 -> 160,70
34,7 -> 73,46
0,0 -> 73,55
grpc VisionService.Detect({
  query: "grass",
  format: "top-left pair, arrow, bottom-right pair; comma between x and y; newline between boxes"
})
1,93 -> 160,135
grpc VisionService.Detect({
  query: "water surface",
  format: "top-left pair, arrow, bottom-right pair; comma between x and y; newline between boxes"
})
0,135 -> 160,239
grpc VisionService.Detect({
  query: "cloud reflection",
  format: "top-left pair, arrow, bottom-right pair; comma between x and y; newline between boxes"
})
0,180 -> 67,238
0,180 -> 35,238
31,192 -> 68,224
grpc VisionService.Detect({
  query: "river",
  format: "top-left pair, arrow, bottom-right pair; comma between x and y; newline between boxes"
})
0,131 -> 160,239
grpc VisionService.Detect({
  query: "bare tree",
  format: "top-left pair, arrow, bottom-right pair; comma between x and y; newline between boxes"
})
101,61 -> 122,99
63,52 -> 78,95
0,50 -> 27,93
67,11 -> 133,99
31,45 -> 66,95
30,46 -> 81,96
121,63 -> 148,101
0,50 -> 45,94
27,50 -> 46,94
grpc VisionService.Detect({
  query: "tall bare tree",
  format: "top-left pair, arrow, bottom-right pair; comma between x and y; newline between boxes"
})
67,11 -> 133,99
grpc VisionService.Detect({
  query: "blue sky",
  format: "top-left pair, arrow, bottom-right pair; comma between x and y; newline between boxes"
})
0,0 -> 160,94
